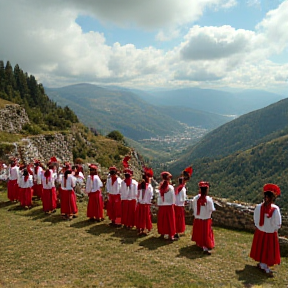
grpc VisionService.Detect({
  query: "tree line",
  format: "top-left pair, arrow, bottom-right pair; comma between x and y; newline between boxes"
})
0,60 -> 78,133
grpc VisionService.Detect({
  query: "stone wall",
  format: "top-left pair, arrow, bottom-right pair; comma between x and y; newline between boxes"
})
17,133 -> 73,165
0,104 -> 29,133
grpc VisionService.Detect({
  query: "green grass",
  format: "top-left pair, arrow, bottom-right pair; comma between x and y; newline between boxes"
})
0,190 -> 287,288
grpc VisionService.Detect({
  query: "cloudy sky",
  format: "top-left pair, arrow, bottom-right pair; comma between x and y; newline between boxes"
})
0,0 -> 287,94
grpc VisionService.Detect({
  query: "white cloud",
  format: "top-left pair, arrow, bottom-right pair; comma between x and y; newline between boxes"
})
0,0 -> 287,93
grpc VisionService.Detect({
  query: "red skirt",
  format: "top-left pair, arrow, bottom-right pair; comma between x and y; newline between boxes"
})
192,218 -> 215,249
174,205 -> 186,234
250,228 -> 281,266
106,194 -> 121,224
87,191 -> 104,219
19,187 -> 33,207
60,189 -> 78,215
121,199 -> 136,227
42,188 -> 57,212
157,205 -> 176,237
33,184 -> 43,199
135,203 -> 152,231
7,179 -> 18,201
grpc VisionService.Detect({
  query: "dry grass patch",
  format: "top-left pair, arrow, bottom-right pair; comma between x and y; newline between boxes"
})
0,191 -> 287,288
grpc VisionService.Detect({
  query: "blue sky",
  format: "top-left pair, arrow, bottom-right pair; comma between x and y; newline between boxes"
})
0,0 -> 287,94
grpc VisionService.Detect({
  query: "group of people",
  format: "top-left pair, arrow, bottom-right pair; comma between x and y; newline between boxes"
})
5,155 -> 282,277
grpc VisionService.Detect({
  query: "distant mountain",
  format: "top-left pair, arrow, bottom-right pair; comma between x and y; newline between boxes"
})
169,97 -> 288,173
45,83 -> 231,140
137,87 -> 286,116
157,106 -> 233,129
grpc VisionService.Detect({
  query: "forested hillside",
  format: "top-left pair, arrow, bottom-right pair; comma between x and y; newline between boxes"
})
0,60 -> 78,133
181,133 -> 288,212
167,98 -> 288,211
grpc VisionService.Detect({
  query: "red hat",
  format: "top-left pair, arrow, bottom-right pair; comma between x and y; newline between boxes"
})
50,156 -> 58,163
143,166 -> 153,178
122,155 -> 131,168
198,181 -> 210,188
109,166 -> 117,171
124,168 -> 133,175
89,164 -> 98,170
161,171 -> 172,179
183,166 -> 193,177
263,183 -> 281,196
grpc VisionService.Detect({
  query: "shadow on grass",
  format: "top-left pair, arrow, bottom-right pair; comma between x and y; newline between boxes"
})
139,236 -> 175,250
0,200 -> 16,208
69,219 -> 98,229
86,223 -> 139,244
177,244 -> 211,259
235,264 -> 269,286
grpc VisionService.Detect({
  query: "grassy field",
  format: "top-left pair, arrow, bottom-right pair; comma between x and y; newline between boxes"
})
0,189 -> 287,288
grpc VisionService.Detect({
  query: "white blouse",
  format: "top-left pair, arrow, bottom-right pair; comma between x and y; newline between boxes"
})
253,203 -> 282,233
85,175 -> 103,193
120,179 -> 138,200
192,194 -> 215,220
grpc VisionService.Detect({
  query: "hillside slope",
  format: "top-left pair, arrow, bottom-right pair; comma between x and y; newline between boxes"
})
172,97 -> 288,166
179,133 -> 288,212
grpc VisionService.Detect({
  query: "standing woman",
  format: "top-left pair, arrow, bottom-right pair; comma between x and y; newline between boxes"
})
60,169 -> 78,220
250,183 -> 281,277
157,171 -> 176,241
85,164 -> 104,222
7,159 -> 19,202
18,168 -> 33,209
120,168 -> 138,229
191,181 -> 215,254
41,164 -> 57,214
135,167 -> 154,236
33,159 -> 43,200
106,166 -> 122,226
174,166 -> 192,239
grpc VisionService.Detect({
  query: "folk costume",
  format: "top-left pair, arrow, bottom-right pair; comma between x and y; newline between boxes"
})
7,160 -> 19,202
60,169 -> 78,220
33,160 -> 43,199
250,183 -> 281,277
18,169 -> 33,208
191,181 -> 215,254
41,167 -> 57,214
174,166 -> 193,239
120,168 -> 138,229
135,167 -> 154,236
106,166 -> 122,226
157,171 -> 176,241
85,164 -> 104,221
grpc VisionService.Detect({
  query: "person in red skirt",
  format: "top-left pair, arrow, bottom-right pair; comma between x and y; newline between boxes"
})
85,164 -> 104,222
174,166 -> 193,239
105,166 -> 122,226
157,171 -> 176,241
191,181 -> 215,255
60,169 -> 78,220
18,168 -> 34,209
41,163 -> 57,214
120,168 -> 138,229
135,167 -> 154,236
250,183 -> 281,277
32,159 -> 43,200
7,159 -> 19,202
